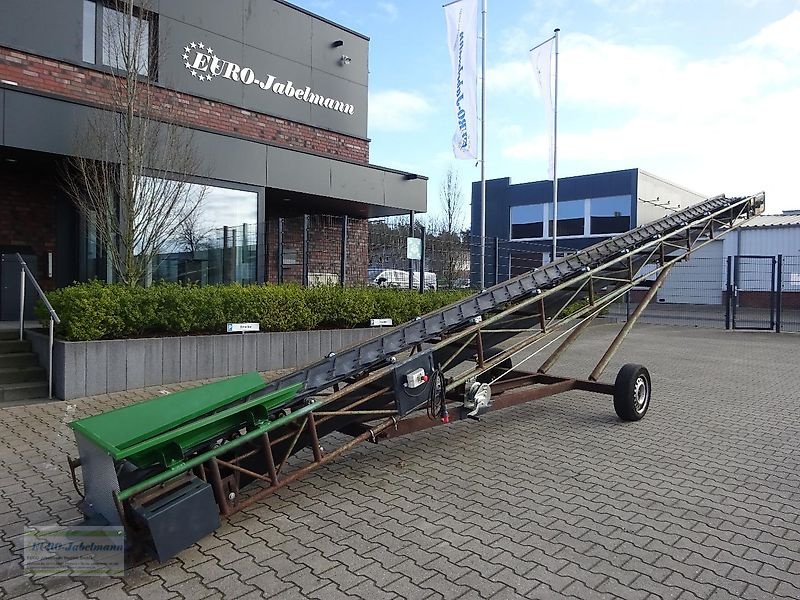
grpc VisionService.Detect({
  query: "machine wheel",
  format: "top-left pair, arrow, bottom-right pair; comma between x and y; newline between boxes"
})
613,364 -> 651,421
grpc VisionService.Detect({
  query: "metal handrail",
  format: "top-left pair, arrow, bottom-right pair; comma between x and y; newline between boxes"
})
15,253 -> 60,399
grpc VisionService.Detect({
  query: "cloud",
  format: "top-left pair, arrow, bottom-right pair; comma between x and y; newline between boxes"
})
377,2 -> 398,21
742,9 -> 800,56
369,90 -> 434,133
486,60 -> 540,96
589,0 -> 666,13
496,10 -> 800,213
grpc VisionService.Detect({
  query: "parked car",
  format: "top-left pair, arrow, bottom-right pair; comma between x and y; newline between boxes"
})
369,268 -> 437,290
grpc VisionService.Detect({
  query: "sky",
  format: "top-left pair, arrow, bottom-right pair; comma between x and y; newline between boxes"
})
292,0 -> 800,223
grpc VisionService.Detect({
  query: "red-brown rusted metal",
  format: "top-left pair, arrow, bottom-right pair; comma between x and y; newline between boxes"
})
232,418 -> 396,514
379,375 -> 613,440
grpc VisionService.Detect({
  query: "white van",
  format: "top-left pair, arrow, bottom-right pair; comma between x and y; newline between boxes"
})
370,269 -> 437,291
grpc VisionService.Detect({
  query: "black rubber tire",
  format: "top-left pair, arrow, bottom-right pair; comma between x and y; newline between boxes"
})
613,364 -> 651,421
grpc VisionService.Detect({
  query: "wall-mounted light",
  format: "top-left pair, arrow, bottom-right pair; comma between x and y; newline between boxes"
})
340,55 -> 351,66
404,173 -> 420,180
331,40 -> 344,48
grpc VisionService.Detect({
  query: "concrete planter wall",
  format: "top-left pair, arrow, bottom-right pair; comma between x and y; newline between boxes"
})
28,329 -> 380,400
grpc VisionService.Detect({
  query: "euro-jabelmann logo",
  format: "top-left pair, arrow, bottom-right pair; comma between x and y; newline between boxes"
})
24,526 -> 125,577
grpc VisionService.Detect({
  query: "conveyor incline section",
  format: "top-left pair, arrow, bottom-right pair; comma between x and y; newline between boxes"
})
258,193 -> 764,402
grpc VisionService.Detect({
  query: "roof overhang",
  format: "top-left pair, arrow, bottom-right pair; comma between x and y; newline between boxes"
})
266,146 -> 427,217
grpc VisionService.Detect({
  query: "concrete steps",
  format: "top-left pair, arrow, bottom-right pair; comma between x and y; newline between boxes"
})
0,330 -> 49,405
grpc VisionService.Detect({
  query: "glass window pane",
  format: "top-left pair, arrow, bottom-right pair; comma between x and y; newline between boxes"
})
510,204 -> 544,239
102,6 -> 149,75
82,1 -> 96,63
149,180 -> 259,285
549,200 -> 585,237
591,195 -> 630,234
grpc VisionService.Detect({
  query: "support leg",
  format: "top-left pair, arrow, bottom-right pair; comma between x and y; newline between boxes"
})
588,264 -> 673,381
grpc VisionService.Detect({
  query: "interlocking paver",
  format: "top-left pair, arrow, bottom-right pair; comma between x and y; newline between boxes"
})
1,325 -> 800,599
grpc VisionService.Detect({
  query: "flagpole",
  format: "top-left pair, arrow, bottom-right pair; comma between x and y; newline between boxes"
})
551,27 -> 560,263
479,0 -> 487,289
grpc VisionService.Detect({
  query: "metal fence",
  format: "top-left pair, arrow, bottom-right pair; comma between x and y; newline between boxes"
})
149,215 -> 800,334
781,255 -> 800,333
154,223 -> 258,285
368,218 -> 576,291
607,254 -> 800,333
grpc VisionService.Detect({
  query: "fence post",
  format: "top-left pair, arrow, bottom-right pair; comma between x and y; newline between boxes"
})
277,217 -> 284,285
419,226 -> 426,294
302,214 -> 310,287
340,216 -> 348,287
494,237 -> 500,285
408,211 -> 415,290
725,255 -> 732,330
776,254 -> 783,333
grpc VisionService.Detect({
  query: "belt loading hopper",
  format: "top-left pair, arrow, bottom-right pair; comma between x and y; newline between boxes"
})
68,192 -> 764,561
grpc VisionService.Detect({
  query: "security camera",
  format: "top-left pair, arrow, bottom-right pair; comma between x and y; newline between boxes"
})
340,55 -> 351,65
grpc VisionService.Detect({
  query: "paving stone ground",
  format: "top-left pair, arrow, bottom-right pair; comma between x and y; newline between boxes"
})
1,323 -> 799,599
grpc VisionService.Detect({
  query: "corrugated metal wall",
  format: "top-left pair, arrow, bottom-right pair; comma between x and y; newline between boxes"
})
739,227 -> 800,257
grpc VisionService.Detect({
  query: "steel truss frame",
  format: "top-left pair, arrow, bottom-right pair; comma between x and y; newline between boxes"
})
112,193 -> 764,527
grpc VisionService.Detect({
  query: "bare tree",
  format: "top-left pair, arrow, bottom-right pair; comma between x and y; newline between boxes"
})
438,165 -> 465,237
62,0 -> 204,286
430,165 -> 469,288
176,203 -> 214,254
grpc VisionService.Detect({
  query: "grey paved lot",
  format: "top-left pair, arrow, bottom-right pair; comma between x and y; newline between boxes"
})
1,323 -> 800,599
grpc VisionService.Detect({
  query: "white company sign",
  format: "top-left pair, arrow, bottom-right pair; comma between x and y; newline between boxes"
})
182,41 -> 355,116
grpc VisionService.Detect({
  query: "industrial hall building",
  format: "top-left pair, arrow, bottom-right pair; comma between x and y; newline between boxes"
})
0,0 -> 427,319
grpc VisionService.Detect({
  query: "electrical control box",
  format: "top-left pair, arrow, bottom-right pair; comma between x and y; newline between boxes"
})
406,368 -> 428,389
392,351 -> 435,416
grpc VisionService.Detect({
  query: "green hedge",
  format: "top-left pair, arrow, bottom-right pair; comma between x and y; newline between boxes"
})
39,281 -> 471,342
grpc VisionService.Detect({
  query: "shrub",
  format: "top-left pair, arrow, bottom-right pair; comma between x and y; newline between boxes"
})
38,282 -> 472,341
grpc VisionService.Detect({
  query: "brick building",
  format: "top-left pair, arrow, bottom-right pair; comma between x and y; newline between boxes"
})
0,0 -> 426,317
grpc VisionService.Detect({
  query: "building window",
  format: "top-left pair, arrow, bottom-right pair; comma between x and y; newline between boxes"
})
590,195 -> 630,235
83,1 -> 154,76
82,1 -> 96,63
153,182 -> 259,285
549,199 -> 585,237
510,204 -> 545,239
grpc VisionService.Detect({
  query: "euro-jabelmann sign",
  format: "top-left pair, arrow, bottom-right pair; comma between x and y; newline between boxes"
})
182,41 -> 355,116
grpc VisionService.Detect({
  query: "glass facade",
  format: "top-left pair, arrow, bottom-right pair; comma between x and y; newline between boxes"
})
82,1 -> 151,75
510,195 -> 631,240
550,200 -> 585,238
153,182 -> 259,285
77,179 -> 259,285
590,195 -> 631,235
82,1 -> 95,63
510,204 -> 544,239
102,5 -> 150,75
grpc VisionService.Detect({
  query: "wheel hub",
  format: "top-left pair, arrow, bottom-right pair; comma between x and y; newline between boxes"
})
633,376 -> 649,413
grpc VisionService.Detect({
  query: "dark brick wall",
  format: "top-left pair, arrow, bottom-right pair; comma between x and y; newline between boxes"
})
265,215 -> 368,285
0,46 -> 369,163
739,291 -> 800,310
0,158 -> 58,289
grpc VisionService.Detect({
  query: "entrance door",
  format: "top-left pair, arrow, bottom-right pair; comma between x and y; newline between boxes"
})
730,255 -> 776,330
0,253 -> 39,321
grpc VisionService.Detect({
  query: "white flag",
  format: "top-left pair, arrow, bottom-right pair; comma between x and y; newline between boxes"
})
444,0 -> 478,159
530,38 -> 555,179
